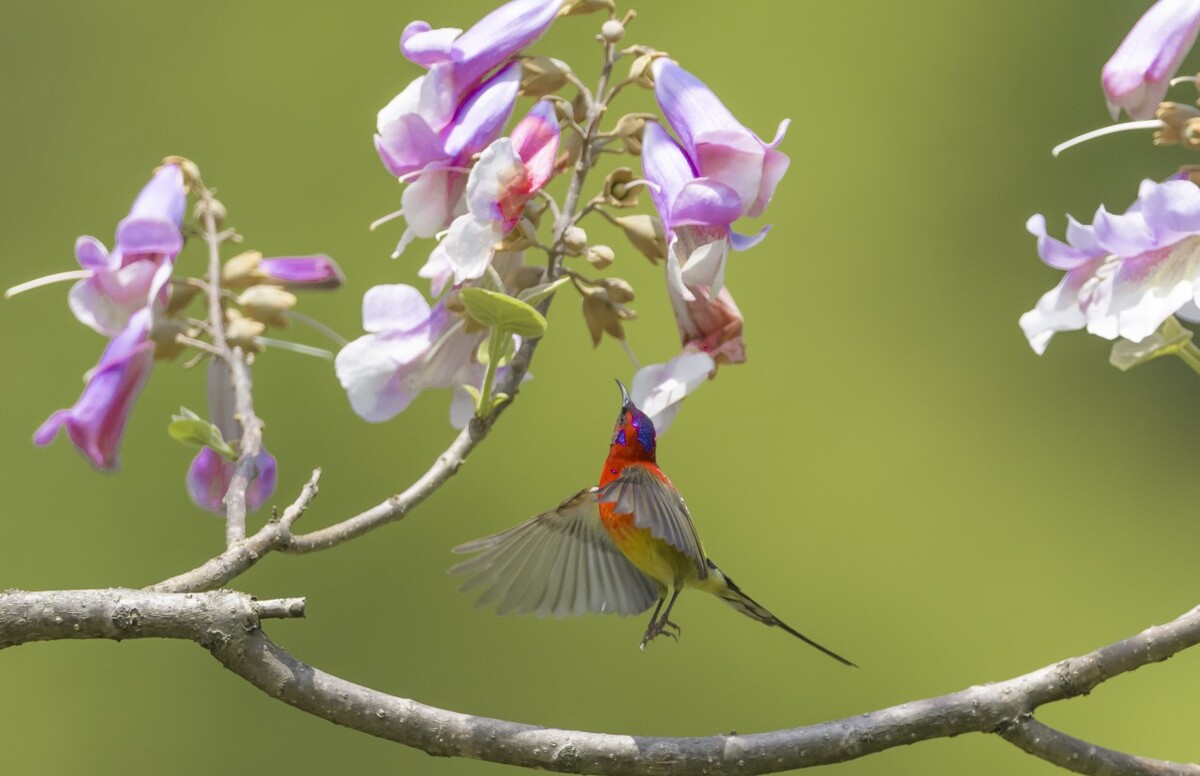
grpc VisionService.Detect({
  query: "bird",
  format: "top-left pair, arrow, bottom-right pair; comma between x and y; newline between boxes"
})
450,380 -> 855,665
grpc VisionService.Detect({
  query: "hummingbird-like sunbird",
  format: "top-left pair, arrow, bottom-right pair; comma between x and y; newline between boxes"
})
451,381 -> 855,665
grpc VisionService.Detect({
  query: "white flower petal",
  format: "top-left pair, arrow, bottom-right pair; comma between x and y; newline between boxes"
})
631,351 -> 715,434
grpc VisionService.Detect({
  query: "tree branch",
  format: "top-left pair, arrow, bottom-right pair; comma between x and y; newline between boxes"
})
146,468 -> 321,593
4,589 -> 1198,774
999,715 -> 1200,775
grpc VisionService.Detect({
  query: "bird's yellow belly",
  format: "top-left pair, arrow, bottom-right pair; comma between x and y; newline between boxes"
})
609,523 -> 698,588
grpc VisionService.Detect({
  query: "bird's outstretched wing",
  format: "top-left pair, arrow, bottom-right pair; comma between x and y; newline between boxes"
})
597,463 -> 708,579
450,489 -> 663,617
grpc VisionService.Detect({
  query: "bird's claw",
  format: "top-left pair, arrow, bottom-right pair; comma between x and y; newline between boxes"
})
639,618 -> 682,648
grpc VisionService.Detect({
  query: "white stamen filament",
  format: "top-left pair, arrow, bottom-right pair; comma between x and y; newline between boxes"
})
284,310 -> 349,347
623,178 -> 660,193
1052,119 -> 1163,157
255,336 -> 334,360
1171,75 -> 1200,86
5,269 -> 92,299
369,209 -> 405,232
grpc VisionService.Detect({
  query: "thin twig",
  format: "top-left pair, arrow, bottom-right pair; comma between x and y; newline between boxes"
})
146,468 -> 321,593
1000,715 -> 1200,775
3,591 -> 1199,774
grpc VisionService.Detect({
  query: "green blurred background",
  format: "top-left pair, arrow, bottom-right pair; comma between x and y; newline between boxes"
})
3,1 -> 1199,773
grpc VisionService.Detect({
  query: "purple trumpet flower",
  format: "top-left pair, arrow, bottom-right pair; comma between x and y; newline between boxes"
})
1020,177 -> 1200,353
1103,0 -> 1200,120
70,164 -> 186,335
258,255 -> 344,290
34,308 -> 155,470
186,360 -> 277,515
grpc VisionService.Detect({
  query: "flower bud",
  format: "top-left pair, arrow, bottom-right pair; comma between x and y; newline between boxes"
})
628,52 -> 659,89
193,196 -> 226,227
560,0 -> 615,15
225,310 -> 266,352
603,167 -> 642,207
585,244 -> 615,269
581,288 -> 636,346
563,225 -> 588,256
165,281 -> 200,316
613,214 -> 667,262
259,255 -> 344,290
520,56 -> 571,97
600,20 -> 624,43
161,155 -> 202,191
237,284 -> 297,328
612,113 -> 654,156
221,250 -> 264,289
599,277 -> 635,304
150,319 -> 191,360
559,131 -> 584,169
1155,102 -> 1200,149
572,90 -> 589,124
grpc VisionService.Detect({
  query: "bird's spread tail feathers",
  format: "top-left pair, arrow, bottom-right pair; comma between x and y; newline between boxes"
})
706,560 -> 856,667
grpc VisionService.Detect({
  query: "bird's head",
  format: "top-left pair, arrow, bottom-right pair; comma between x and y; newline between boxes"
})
609,380 -> 656,460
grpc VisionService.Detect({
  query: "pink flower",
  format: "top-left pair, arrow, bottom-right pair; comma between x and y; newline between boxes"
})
375,0 -> 559,257
258,255 -> 343,290
653,59 -> 789,220
1103,0 -> 1200,120
630,351 -> 716,434
335,284 -> 502,427
34,308 -> 155,470
186,361 -> 277,515
1020,177 -> 1200,353
69,164 -> 186,335
441,100 -> 560,283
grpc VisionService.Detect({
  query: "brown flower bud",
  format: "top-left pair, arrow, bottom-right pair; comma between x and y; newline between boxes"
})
559,131 -> 585,169
581,288 -> 636,346
150,320 -> 191,361
221,250 -> 265,290
603,167 -> 642,208
237,285 -> 296,328
563,225 -> 588,256
613,214 -> 667,262
1155,102 -> 1200,149
572,90 -> 590,125
628,52 -> 661,89
612,113 -> 655,156
165,281 -> 200,316
225,310 -> 266,353
560,0 -> 615,16
161,155 -> 202,191
193,197 -> 226,227
519,56 -> 572,98
585,244 -> 615,269
599,277 -> 635,304
600,20 -> 625,43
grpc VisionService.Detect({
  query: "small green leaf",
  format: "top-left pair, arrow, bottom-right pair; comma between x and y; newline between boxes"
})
518,276 -> 570,307
168,407 -> 237,460
460,287 -> 547,339
1109,317 -> 1193,371
475,333 -> 517,367
491,392 -> 510,410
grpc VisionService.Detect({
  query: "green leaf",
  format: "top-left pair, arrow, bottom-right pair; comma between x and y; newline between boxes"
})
518,276 -> 570,307
475,333 -> 517,367
1109,317 -> 1193,371
460,287 -> 547,339
168,407 -> 238,460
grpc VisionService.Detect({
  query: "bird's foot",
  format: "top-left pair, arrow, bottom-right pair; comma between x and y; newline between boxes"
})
639,618 -> 682,649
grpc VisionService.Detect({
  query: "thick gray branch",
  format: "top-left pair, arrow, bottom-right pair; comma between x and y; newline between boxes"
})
0,589 -> 303,650
1000,715 -> 1200,775
3,589 -> 1197,775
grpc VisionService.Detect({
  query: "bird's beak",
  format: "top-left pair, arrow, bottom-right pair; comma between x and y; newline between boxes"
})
614,378 -> 632,407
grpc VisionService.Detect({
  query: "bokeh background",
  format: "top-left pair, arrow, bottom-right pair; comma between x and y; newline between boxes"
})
3,1 -> 1198,774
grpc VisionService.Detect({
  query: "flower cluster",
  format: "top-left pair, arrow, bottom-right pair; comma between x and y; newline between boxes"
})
632,59 -> 788,430
1024,1 -> 1200,361
22,159 -> 341,517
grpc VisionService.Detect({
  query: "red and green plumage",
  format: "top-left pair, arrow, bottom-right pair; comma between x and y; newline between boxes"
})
451,382 -> 854,664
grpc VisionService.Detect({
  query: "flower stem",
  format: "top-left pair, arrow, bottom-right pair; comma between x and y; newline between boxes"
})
1176,341 -> 1200,375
